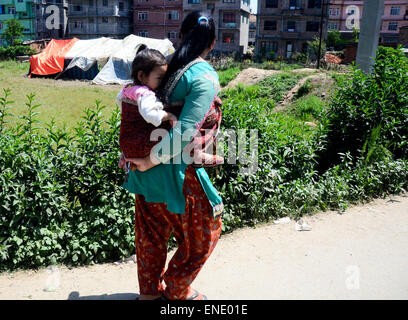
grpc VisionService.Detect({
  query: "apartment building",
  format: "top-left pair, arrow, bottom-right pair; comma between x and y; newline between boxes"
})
183,0 -> 251,55
34,0 -> 68,40
67,0 -> 132,39
249,13 -> 256,46
0,0 -> 35,46
328,0 -> 408,44
256,0 -> 329,58
133,0 -> 183,47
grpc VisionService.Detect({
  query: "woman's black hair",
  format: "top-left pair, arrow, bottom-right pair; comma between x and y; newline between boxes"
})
131,48 -> 167,85
163,11 -> 216,82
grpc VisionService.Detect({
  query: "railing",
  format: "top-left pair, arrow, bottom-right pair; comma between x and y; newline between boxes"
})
68,7 -> 130,17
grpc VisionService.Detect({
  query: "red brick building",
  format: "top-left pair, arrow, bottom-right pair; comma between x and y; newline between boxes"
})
133,0 -> 183,48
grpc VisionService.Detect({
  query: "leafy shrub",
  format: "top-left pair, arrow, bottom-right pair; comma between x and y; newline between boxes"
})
319,46 -> 408,170
217,67 -> 241,87
0,46 -> 36,60
296,79 -> 312,98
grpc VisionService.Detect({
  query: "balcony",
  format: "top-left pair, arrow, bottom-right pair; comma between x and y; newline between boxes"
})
68,7 -> 130,18
68,24 -> 130,36
281,7 -> 304,15
219,22 -> 239,29
280,31 -> 302,39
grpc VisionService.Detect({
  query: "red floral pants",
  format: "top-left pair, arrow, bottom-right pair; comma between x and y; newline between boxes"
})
134,166 -> 223,300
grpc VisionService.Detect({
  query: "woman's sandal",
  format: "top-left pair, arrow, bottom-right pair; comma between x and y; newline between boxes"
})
160,289 -> 208,301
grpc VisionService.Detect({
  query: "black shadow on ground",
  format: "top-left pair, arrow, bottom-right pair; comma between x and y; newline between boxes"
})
67,291 -> 139,300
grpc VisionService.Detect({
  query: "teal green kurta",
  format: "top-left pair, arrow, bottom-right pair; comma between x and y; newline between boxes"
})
122,60 -> 223,216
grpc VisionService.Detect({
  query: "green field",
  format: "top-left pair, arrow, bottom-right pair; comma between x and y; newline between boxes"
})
0,60 -> 120,132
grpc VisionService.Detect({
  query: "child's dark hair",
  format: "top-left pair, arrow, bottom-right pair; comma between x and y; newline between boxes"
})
131,48 -> 167,85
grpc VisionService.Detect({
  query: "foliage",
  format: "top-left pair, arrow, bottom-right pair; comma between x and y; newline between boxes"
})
318,46 -> 408,170
307,37 -> 326,61
0,46 -> 36,60
327,30 -> 341,48
1,19 -> 24,47
217,67 -> 241,87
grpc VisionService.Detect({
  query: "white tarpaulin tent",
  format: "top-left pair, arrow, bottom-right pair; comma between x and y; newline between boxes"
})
64,37 -> 124,71
92,34 -> 175,85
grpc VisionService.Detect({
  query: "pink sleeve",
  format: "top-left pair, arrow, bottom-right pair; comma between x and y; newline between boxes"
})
122,85 -> 155,101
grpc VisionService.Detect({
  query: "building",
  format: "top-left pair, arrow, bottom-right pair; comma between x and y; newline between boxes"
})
34,0 -> 68,40
0,0 -> 35,46
183,0 -> 251,55
133,0 -> 183,48
66,0 -> 132,39
256,0 -> 329,58
400,24 -> 408,47
328,0 -> 408,44
249,13 -> 256,46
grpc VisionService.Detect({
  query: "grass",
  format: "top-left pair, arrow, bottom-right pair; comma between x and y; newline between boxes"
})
0,60 -> 119,132
217,67 -> 242,87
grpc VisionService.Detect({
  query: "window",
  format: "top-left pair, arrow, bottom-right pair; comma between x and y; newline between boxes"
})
89,17 -> 95,23
168,11 -> 179,20
264,20 -> 277,31
103,0 -> 108,7
390,7 -> 400,16
23,28 -> 29,32
308,0 -> 321,9
328,22 -> 338,30
306,21 -> 319,32
0,22 -> 2,30
207,3 -> 215,10
223,12 -> 235,23
119,2 -> 124,10
74,21 -> 83,28
388,21 -> 398,31
138,11 -> 148,20
74,5 -> 81,11
329,8 -> 339,16
249,31 -> 255,38
18,0 -> 23,3
242,15 -> 244,23
261,41 -> 278,52
223,0 -> 235,3
265,0 -> 278,8
102,17 -> 108,23
168,31 -> 177,39
0,5 -> 4,14
89,0 -> 94,6
287,21 -> 296,32
138,30 -> 148,37
188,0 -> 200,3
222,33 -> 234,43
8,6 -> 16,14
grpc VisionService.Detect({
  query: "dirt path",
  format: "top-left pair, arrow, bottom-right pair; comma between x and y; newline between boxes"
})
1,193 -> 407,300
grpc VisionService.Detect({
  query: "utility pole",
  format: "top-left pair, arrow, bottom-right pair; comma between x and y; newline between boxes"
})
356,0 -> 384,73
317,0 -> 327,69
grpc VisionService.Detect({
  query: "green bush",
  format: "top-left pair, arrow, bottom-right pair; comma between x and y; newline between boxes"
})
0,45 -> 36,60
319,46 -> 408,170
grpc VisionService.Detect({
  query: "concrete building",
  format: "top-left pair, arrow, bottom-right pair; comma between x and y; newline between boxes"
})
133,0 -> 183,48
34,0 -> 68,40
183,0 -> 251,55
399,24 -> 408,46
0,0 -> 35,46
249,12 -> 256,46
256,0 -> 329,58
328,0 -> 408,44
66,0 -> 132,39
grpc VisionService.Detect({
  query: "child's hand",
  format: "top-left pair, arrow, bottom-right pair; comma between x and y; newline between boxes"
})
163,112 -> 178,128
124,155 -> 160,172
118,152 -> 126,170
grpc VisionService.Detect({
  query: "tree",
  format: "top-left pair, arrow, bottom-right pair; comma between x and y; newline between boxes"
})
327,30 -> 341,48
307,36 -> 326,61
2,19 -> 24,46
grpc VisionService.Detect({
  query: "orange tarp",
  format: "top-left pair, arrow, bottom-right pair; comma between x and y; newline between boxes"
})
29,38 -> 79,76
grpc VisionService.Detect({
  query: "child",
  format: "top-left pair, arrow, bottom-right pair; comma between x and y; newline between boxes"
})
117,48 -> 223,171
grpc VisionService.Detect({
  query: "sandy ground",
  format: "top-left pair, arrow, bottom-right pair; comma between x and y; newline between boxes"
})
0,193 -> 407,300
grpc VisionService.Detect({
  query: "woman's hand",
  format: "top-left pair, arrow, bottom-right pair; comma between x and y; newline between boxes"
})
124,154 -> 160,172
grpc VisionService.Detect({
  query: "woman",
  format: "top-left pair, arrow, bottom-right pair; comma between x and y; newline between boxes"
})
118,11 -> 223,300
